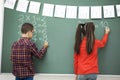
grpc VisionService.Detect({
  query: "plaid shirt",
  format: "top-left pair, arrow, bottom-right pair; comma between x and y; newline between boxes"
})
11,37 -> 47,78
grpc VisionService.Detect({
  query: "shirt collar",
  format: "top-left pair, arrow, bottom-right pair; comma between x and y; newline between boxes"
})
20,37 -> 29,40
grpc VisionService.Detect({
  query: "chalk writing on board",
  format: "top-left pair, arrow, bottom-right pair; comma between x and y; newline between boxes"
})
25,15 -> 31,21
101,20 -> 108,27
17,14 -> 48,46
77,20 -> 109,28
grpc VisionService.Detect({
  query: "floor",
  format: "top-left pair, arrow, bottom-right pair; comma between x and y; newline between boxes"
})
0,73 -> 120,80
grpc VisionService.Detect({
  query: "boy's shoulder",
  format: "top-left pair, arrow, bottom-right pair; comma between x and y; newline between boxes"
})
12,38 -> 35,46
27,40 -> 35,46
22,38 -> 35,46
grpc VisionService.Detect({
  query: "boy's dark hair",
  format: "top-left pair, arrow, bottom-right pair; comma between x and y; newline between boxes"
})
21,23 -> 34,34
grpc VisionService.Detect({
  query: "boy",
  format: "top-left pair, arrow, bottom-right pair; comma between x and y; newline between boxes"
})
11,23 -> 48,80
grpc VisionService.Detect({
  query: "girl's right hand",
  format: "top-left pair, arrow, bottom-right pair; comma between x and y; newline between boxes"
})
75,75 -> 78,80
105,27 -> 110,34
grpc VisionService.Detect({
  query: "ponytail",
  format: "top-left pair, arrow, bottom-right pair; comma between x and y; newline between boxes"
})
86,22 -> 95,54
74,23 -> 85,54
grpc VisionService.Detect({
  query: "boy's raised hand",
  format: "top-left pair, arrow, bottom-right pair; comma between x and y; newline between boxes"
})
105,27 -> 110,34
44,41 -> 48,48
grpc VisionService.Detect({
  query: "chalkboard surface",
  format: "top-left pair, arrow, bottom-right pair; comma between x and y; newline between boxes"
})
2,0 -> 120,75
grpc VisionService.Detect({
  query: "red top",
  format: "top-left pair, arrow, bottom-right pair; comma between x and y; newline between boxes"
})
74,34 -> 108,74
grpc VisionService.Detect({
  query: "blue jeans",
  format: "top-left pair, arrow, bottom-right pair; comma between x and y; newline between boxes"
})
78,74 -> 97,80
16,77 -> 33,80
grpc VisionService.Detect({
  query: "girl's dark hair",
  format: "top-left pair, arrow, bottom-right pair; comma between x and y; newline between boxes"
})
74,22 -> 95,55
74,23 -> 86,54
86,22 -> 95,54
21,23 -> 34,34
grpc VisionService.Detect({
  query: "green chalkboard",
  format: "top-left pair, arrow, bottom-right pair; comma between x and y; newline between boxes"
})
2,0 -> 120,75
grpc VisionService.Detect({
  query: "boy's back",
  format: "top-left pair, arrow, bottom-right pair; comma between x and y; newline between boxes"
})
11,23 -> 48,80
11,37 -> 35,78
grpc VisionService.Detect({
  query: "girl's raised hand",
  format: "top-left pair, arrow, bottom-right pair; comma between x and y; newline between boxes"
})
105,27 -> 110,34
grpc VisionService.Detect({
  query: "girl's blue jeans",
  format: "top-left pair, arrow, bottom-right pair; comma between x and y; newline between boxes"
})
78,74 -> 97,80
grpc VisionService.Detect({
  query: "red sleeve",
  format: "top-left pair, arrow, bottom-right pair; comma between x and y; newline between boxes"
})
96,34 -> 109,48
74,53 -> 78,74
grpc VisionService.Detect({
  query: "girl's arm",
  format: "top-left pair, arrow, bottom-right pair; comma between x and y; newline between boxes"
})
74,53 -> 78,74
97,27 -> 110,48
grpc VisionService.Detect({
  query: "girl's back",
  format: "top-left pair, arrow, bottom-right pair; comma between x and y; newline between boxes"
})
74,22 -> 110,80
75,34 -> 108,74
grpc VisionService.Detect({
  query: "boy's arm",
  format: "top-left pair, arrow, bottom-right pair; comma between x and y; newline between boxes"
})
10,42 -> 15,63
30,43 -> 48,59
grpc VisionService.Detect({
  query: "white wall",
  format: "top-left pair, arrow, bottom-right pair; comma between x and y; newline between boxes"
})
0,0 -> 4,73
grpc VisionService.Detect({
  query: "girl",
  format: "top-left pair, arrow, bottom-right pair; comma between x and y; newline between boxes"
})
74,22 -> 110,80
